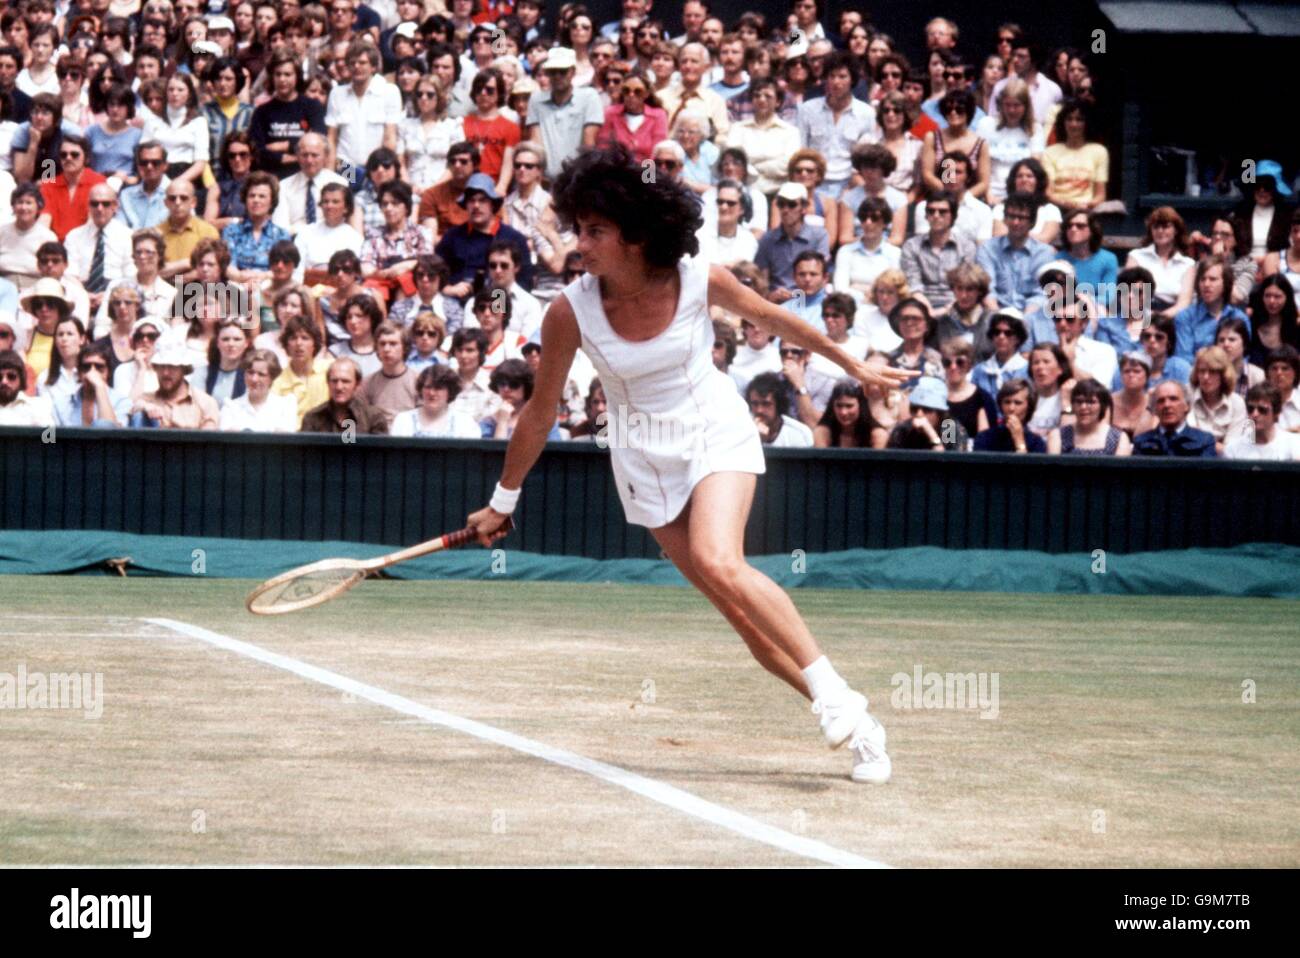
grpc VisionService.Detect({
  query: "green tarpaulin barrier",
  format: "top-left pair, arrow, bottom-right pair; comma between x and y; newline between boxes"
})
1,531 -> 1297,599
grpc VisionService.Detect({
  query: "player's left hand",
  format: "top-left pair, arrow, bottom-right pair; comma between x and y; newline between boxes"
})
851,357 -> 921,391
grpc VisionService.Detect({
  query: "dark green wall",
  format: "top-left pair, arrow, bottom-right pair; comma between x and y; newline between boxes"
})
2,427 -> 1297,556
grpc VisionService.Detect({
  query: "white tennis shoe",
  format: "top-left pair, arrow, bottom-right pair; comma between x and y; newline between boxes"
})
811,688 -> 868,749
848,713 -> 891,784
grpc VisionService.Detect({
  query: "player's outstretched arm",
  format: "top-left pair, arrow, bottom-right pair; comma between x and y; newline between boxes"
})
706,264 -> 918,391
468,296 -> 581,545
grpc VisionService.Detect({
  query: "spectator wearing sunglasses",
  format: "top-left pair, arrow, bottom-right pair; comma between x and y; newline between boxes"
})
418,140 -> 477,242
1225,383 -> 1300,460
354,146 -> 404,235
487,356 -> 562,440
65,184 -> 133,315
30,242 -> 91,330
467,279 -> 527,374
50,343 -> 131,427
116,141 -> 171,230
389,253 -> 449,330
38,134 -> 108,243
596,74 -> 667,165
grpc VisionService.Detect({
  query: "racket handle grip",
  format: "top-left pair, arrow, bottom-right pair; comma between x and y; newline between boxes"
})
446,515 -> 514,549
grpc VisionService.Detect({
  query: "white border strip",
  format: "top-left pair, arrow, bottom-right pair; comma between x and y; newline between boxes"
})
145,617 -> 888,869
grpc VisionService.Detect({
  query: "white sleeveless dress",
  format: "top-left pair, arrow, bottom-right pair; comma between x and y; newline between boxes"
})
564,255 -> 766,528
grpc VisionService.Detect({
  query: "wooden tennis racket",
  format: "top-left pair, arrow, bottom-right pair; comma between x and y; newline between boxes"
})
245,518 -> 514,615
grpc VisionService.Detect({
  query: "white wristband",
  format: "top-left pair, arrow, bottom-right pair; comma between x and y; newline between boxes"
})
489,482 -> 521,515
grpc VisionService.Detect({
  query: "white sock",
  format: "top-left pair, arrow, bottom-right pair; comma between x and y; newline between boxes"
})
803,656 -> 848,702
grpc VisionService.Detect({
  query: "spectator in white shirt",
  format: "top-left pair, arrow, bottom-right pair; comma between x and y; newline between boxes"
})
1053,297 -> 1117,388
274,133 -> 355,236
292,182 -> 364,286
1226,383 -> 1300,460
990,38 -> 1062,129
141,73 -> 210,193
835,195 -> 902,305
65,184 -> 133,316
325,40 -> 403,176
390,363 -> 483,437
703,178 -> 759,267
795,51 -> 877,196
730,316 -> 783,394
0,348 -> 55,426
911,152 -> 993,245
219,348 -> 299,431
479,240 -> 542,340
747,370 -> 814,447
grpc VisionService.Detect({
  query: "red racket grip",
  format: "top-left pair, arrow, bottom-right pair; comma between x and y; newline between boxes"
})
444,515 -> 515,549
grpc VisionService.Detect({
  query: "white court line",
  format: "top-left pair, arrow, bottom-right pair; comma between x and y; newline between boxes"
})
145,617 -> 888,869
0,632 -> 159,638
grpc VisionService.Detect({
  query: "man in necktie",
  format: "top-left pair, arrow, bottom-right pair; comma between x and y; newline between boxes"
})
1133,381 -> 1217,457
272,133 -> 350,237
65,184 -> 133,314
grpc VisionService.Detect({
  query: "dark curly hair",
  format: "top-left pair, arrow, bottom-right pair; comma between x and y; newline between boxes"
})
550,145 -> 702,268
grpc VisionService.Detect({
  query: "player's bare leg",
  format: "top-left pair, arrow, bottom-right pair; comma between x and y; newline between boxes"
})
652,507 -> 810,697
658,471 -> 891,781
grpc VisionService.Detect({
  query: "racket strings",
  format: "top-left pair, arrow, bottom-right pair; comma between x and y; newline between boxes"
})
248,567 -> 367,614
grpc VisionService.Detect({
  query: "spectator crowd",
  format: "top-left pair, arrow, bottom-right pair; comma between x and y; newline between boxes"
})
0,0 -> 1296,461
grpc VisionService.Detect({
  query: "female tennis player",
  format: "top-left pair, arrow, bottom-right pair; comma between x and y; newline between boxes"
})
468,146 -> 916,783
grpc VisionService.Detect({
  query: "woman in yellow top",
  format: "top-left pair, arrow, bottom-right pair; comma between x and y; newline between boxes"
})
271,315 -> 331,424
1041,99 -> 1108,211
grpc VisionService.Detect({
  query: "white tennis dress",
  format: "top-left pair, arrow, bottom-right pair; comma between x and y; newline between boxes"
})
564,254 -> 766,528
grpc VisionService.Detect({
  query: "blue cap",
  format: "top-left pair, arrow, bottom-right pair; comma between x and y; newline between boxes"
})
1254,160 -> 1292,197
458,173 -> 504,207
908,376 -> 949,412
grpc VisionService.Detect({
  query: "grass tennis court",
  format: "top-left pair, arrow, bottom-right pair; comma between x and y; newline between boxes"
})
2,575 -> 1296,867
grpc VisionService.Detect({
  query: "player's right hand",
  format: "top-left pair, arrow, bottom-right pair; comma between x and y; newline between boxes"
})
468,505 -> 511,547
